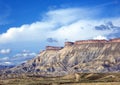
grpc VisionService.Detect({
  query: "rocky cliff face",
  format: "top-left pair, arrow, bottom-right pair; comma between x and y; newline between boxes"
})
3,38 -> 120,77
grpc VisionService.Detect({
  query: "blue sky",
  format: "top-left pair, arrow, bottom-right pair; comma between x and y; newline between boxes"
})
0,0 -> 120,65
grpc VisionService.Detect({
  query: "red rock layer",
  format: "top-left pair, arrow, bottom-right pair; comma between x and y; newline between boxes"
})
46,46 -> 63,50
75,40 -> 108,45
110,38 -> 120,42
44,38 -> 120,51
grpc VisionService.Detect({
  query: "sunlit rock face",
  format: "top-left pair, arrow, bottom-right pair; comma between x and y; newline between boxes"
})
4,38 -> 120,76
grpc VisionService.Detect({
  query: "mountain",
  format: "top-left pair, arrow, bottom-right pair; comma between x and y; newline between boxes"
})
0,65 -> 14,70
0,65 -> 14,76
2,38 -> 120,77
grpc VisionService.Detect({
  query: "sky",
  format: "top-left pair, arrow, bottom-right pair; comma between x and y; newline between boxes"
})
0,0 -> 120,65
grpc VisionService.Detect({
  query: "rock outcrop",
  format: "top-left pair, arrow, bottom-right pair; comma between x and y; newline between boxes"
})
75,40 -> 108,44
65,42 -> 74,46
110,38 -> 120,42
2,38 -> 120,77
46,46 -> 63,50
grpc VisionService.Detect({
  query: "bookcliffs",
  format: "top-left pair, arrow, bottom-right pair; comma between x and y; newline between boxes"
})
2,38 -> 120,77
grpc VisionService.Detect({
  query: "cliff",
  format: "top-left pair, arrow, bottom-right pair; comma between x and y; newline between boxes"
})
75,40 -> 108,44
46,46 -> 63,50
2,38 -> 120,77
110,38 -> 120,42
65,42 -> 74,46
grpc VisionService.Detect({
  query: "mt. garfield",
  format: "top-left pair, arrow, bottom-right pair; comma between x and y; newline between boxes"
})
2,38 -> 120,77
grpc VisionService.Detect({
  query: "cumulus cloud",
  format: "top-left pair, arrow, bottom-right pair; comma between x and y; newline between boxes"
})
93,35 -> 107,40
0,57 -> 13,65
0,8 -> 101,44
0,49 -> 11,54
11,50 -> 36,64
0,57 -> 10,63
13,50 -> 36,59
0,7 -> 120,49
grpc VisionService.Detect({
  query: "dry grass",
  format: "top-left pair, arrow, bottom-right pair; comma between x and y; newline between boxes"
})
0,79 -> 120,85
0,73 -> 120,85
61,82 -> 120,85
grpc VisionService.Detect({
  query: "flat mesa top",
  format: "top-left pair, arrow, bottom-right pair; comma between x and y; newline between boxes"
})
41,38 -> 120,52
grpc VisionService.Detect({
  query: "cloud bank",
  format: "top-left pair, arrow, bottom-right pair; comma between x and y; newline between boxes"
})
0,49 -> 11,54
0,50 -> 36,65
0,8 -> 120,45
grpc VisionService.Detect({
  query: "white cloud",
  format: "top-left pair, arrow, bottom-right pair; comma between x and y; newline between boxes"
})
0,57 -> 10,64
0,61 -> 12,65
44,8 -> 100,24
0,8 -> 99,44
0,49 -> 11,54
0,7 -> 120,46
0,57 -> 12,65
11,50 -> 37,64
14,53 -> 36,60
3,61 -> 12,65
93,35 -> 107,40
0,50 -> 37,65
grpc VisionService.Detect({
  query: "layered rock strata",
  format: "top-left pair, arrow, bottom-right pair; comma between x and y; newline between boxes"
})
3,38 -> 120,77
